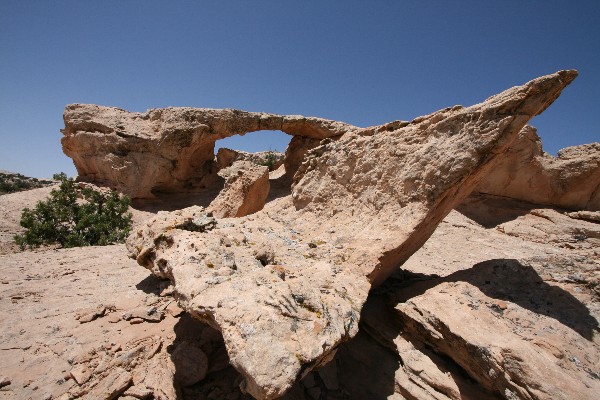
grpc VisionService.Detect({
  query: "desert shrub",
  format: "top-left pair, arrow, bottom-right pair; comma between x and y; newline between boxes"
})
0,172 -> 52,194
260,151 -> 279,171
14,173 -> 132,249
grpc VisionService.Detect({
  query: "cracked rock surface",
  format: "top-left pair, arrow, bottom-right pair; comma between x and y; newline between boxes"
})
126,71 -> 578,398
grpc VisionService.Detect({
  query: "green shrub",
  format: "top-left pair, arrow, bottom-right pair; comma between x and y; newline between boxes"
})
0,172 -> 53,194
260,151 -> 279,171
14,173 -> 132,249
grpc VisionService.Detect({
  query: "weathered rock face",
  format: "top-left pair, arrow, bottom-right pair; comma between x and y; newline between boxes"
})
292,71 -> 578,286
476,125 -> 600,210
283,136 -> 322,180
127,71 -> 578,399
61,106 -> 358,199
207,161 -> 270,218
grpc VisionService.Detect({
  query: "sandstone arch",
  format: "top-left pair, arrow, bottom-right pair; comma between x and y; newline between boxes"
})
61,105 -> 359,199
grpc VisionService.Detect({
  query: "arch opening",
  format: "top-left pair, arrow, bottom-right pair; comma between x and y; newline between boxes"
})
138,130 -> 295,212
213,130 -> 293,203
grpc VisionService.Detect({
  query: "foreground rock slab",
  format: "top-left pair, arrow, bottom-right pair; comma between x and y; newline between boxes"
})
127,71 -> 577,399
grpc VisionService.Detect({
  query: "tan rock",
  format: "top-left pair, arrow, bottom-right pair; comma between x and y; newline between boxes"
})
69,365 -> 92,385
476,125 -> 600,210
497,207 -> 600,246
122,306 -> 164,323
283,135 -> 322,179
395,275 -> 598,400
61,106 -> 357,199
292,70 -> 578,287
171,340 -> 209,386
127,71 -> 578,399
122,385 -> 153,399
207,160 -> 270,218
566,210 -> 600,222
0,376 -> 10,389
75,303 -> 115,323
87,367 -> 132,399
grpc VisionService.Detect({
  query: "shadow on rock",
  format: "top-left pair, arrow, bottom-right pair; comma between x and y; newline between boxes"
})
283,297 -> 401,400
285,293 -> 498,400
132,176 -> 226,213
170,313 -> 251,400
455,194 -> 537,228
388,259 -> 599,340
135,273 -> 169,295
266,173 -> 293,203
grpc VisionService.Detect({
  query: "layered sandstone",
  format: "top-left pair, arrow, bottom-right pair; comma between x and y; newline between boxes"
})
61,107 -> 358,199
126,71 -> 578,399
476,125 -> 600,210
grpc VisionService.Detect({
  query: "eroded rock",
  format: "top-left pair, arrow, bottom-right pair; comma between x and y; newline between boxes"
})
127,71 -> 578,399
207,161 -> 270,218
476,125 -> 600,210
394,263 -> 599,400
171,341 -> 209,386
61,107 -> 357,199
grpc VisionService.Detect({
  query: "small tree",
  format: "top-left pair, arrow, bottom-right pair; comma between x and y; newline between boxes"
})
14,173 -> 132,249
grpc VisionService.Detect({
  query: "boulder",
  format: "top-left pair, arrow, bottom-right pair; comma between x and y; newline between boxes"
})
475,125 -> 600,210
207,161 -> 270,218
127,70 -> 577,399
61,107 -> 357,199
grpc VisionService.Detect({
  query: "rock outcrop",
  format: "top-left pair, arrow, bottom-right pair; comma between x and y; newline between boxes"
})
1,173 -> 598,399
207,161 -> 270,218
127,71 -> 578,399
476,125 -> 600,210
61,107 -> 358,199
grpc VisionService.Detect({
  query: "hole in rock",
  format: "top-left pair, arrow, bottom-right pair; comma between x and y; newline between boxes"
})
215,130 -> 289,155
135,130 -> 293,212
214,130 -> 294,203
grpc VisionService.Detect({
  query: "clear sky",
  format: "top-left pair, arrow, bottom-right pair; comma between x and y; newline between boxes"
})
1,1 -> 598,178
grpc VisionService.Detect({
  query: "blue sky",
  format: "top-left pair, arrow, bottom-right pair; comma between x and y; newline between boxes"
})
1,1 -> 598,178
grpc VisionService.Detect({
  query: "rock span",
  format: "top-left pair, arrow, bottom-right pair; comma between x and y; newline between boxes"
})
125,71 -> 578,399
61,107 -> 357,199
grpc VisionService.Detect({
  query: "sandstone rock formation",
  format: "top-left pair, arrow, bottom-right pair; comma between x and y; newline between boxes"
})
1,180 -> 598,399
476,125 -> 600,210
61,107 -> 357,199
126,71 -> 578,399
283,136 -> 322,179
207,161 -> 270,218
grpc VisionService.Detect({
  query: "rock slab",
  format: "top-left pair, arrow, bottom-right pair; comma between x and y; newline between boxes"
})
127,71 -> 578,399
